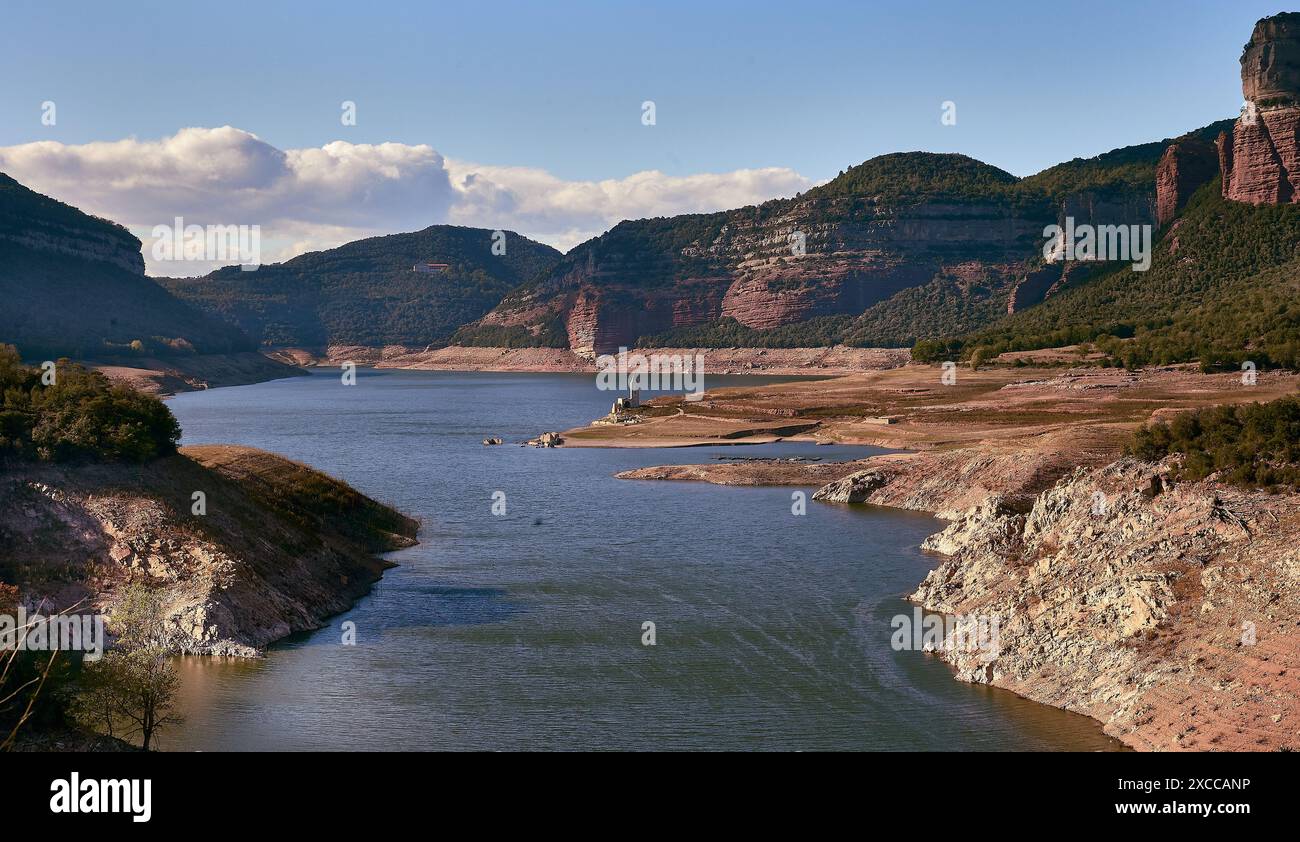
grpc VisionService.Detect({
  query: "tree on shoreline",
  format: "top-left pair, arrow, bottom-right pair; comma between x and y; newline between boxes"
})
71,583 -> 182,751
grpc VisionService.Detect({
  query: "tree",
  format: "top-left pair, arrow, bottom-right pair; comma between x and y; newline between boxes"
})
72,584 -> 182,751
0,585 -> 69,751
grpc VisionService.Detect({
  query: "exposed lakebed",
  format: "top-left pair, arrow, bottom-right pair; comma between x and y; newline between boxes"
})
165,369 -> 1120,750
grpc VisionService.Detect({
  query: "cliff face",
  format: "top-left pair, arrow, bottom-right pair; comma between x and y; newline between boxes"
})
0,171 -> 257,360
1241,12 -> 1300,103
472,153 -> 1167,357
1155,136 -> 1219,226
0,446 -> 419,656
1220,13 -> 1300,205
0,173 -> 145,275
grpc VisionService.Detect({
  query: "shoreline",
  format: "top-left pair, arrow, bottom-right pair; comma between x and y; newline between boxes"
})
2,445 -> 419,659
268,343 -> 913,376
598,364 -> 1300,751
92,350 -> 306,396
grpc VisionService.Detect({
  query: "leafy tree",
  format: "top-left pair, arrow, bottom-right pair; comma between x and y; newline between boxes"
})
71,584 -> 182,751
0,347 -> 180,463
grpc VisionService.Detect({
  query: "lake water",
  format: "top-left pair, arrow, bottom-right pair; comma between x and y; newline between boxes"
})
164,369 -> 1121,751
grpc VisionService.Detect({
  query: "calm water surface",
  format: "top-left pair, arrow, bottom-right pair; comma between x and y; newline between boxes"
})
164,369 -> 1121,751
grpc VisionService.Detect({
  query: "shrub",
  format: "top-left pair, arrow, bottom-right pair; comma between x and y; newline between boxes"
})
0,345 -> 180,463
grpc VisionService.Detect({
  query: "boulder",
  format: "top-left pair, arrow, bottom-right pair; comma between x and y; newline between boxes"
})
811,468 -> 889,503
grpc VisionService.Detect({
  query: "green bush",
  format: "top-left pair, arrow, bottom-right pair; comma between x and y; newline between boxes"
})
0,345 -> 180,463
1127,395 -> 1300,487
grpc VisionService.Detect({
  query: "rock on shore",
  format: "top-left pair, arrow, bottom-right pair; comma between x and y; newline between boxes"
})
820,453 -> 1300,751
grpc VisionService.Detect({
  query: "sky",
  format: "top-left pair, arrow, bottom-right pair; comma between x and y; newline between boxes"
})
0,0 -> 1280,273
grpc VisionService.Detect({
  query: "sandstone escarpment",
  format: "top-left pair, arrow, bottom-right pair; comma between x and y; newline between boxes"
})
1241,12 -> 1300,104
478,195 -> 1056,357
1155,136 -> 1219,226
0,446 -> 418,656
1220,14 -> 1300,205
470,147 -> 1185,356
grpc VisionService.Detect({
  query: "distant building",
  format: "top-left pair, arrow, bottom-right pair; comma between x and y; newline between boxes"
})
413,262 -> 450,273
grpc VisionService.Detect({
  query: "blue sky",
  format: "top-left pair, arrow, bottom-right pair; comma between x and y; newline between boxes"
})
0,0 -> 1274,178
0,0 -> 1279,269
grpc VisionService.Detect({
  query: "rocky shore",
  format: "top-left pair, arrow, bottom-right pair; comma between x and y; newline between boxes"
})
610,365 -> 1300,751
0,445 -> 418,656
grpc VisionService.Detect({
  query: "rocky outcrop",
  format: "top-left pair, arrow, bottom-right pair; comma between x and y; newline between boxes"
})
0,173 -> 144,275
1241,13 -> 1300,104
1155,136 -> 1219,225
0,446 -> 419,657
1218,107 -> 1300,204
1220,14 -> 1300,205
911,459 -> 1300,751
811,450 -> 1059,518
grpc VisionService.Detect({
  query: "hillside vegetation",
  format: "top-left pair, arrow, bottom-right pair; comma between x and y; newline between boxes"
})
163,225 -> 561,349
0,346 -> 180,463
1130,395 -> 1300,488
916,183 -> 1300,369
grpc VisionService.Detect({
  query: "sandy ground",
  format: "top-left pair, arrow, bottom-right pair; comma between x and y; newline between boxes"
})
560,363 -> 1300,457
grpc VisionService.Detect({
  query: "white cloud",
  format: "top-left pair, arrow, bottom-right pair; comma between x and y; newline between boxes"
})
445,160 -> 814,252
0,126 -> 813,275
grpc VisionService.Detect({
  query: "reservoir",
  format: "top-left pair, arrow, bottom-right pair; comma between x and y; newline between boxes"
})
165,369 -> 1121,751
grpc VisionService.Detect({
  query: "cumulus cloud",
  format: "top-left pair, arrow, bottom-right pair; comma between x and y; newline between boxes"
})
0,126 -> 813,275
444,159 -> 814,252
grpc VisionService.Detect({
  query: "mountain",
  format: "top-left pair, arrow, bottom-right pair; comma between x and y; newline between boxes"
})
919,13 -> 1300,370
461,130 -> 1229,357
0,172 -> 254,360
162,226 -> 562,350
1218,13 -> 1300,205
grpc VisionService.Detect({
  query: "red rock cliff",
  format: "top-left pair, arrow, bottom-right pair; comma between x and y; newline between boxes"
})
1155,136 -> 1218,225
1220,13 -> 1300,205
